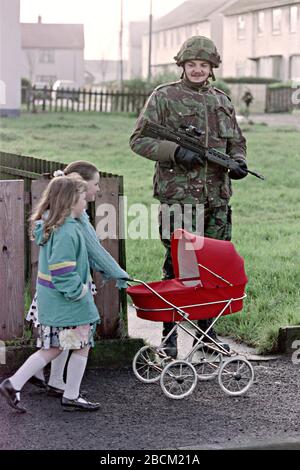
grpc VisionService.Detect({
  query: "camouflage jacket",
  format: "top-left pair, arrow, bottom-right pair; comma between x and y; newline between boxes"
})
129,79 -> 247,206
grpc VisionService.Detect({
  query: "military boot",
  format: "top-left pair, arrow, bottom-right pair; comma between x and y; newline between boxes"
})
161,322 -> 178,358
193,319 -> 230,352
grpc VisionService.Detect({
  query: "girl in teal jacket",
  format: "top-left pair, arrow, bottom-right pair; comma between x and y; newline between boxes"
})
0,174 -> 102,412
26,161 -> 129,399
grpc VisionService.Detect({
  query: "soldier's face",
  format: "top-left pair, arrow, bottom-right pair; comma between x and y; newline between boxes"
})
183,60 -> 211,83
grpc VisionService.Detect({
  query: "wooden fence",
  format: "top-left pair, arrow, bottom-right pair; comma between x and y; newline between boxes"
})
265,86 -> 300,112
23,86 -> 149,114
0,152 -> 127,341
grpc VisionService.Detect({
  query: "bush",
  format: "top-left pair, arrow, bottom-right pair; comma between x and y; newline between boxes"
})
122,71 -> 181,94
268,81 -> 299,89
21,77 -> 31,104
212,79 -> 231,96
122,78 -> 148,93
22,77 -> 31,87
150,71 -> 181,90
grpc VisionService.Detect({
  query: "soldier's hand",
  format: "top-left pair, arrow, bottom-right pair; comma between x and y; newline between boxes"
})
174,147 -> 204,171
229,158 -> 248,180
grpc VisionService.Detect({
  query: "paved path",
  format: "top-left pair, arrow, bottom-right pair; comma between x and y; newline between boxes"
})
0,356 -> 299,450
1,308 -> 298,450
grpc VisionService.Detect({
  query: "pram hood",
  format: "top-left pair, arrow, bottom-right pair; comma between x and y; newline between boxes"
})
171,229 -> 248,288
127,230 -> 248,322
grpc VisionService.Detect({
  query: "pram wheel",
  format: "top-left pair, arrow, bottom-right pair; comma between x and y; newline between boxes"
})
160,360 -> 197,400
218,356 -> 254,396
133,346 -> 164,383
188,345 -> 223,381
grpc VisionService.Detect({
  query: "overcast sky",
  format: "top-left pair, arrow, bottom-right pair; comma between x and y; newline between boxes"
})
20,0 -> 184,60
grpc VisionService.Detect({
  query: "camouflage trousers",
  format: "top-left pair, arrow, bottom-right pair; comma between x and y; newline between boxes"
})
158,203 -> 232,279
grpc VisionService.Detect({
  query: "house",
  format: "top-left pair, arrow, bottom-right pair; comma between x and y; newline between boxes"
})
21,16 -> 85,86
0,0 -> 21,117
141,0 -> 236,78
128,21 -> 148,79
222,0 -> 300,80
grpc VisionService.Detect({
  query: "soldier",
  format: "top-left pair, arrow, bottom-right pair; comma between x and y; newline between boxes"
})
242,88 -> 254,120
129,36 -> 248,358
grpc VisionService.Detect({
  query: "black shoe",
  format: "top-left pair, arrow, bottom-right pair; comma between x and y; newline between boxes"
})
0,379 -> 27,413
28,376 -> 47,389
46,384 -> 64,398
161,322 -> 178,359
47,384 -> 88,398
61,396 -> 100,412
162,343 -> 178,359
203,330 -> 230,352
193,322 -> 230,352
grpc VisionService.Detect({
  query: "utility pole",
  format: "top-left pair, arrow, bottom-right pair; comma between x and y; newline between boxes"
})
148,0 -> 153,81
119,0 -> 124,89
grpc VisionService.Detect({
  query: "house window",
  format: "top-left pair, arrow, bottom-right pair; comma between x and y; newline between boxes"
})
290,55 -> 300,80
170,30 -> 174,47
160,32 -> 164,49
257,57 -> 273,78
257,11 -> 264,35
237,15 -> 245,39
38,49 -> 55,63
185,24 -> 192,37
163,31 -> 167,47
236,62 -> 245,77
290,6 -> 298,33
272,56 -> 283,80
272,8 -> 282,34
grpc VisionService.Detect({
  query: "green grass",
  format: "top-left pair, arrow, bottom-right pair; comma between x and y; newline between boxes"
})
1,111 -> 300,353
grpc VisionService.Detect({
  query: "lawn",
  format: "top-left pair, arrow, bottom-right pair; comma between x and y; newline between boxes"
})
1,111 -> 299,353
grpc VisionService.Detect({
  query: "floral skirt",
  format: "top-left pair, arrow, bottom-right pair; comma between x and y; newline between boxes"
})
26,282 -> 98,328
37,322 -> 98,350
26,282 -> 98,349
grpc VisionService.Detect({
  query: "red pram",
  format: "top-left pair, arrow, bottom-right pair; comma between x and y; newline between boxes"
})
127,230 -> 254,400
127,229 -> 248,322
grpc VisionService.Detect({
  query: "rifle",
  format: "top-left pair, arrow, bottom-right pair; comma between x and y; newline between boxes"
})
139,120 -> 265,180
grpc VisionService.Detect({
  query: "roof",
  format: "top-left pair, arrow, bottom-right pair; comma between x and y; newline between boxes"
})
21,23 -> 84,49
153,0 -> 232,31
222,0 -> 300,16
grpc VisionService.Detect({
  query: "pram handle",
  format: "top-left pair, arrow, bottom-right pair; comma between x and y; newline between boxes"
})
126,278 -> 190,318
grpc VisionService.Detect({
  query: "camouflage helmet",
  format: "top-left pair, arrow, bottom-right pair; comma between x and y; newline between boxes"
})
174,36 -> 221,68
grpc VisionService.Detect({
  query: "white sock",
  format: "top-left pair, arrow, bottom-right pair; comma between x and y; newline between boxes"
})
63,352 -> 88,400
10,351 -> 48,391
34,368 -> 45,381
48,349 -> 69,390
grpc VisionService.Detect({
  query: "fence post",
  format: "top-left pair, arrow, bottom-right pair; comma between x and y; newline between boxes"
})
0,180 -> 24,340
30,178 -> 50,298
93,176 -> 125,338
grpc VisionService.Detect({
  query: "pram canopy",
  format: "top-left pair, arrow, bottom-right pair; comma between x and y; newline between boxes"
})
171,229 -> 247,288
127,229 -> 248,322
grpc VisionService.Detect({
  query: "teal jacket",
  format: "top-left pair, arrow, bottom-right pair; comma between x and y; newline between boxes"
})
78,211 -> 129,289
35,217 -> 100,327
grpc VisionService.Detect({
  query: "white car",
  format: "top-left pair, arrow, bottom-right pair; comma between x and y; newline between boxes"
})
52,80 -> 80,101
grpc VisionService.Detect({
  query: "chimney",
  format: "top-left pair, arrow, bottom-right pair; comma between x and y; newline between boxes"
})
38,15 -> 42,24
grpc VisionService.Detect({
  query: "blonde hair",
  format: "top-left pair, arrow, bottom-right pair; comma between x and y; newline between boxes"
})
64,160 -> 98,181
30,173 -> 87,244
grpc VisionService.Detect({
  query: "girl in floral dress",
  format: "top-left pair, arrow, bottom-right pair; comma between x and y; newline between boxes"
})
26,161 -> 129,397
1,174 -> 102,412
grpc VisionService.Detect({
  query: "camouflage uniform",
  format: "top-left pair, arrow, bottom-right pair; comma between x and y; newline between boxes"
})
129,36 -> 247,353
130,81 -> 246,271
